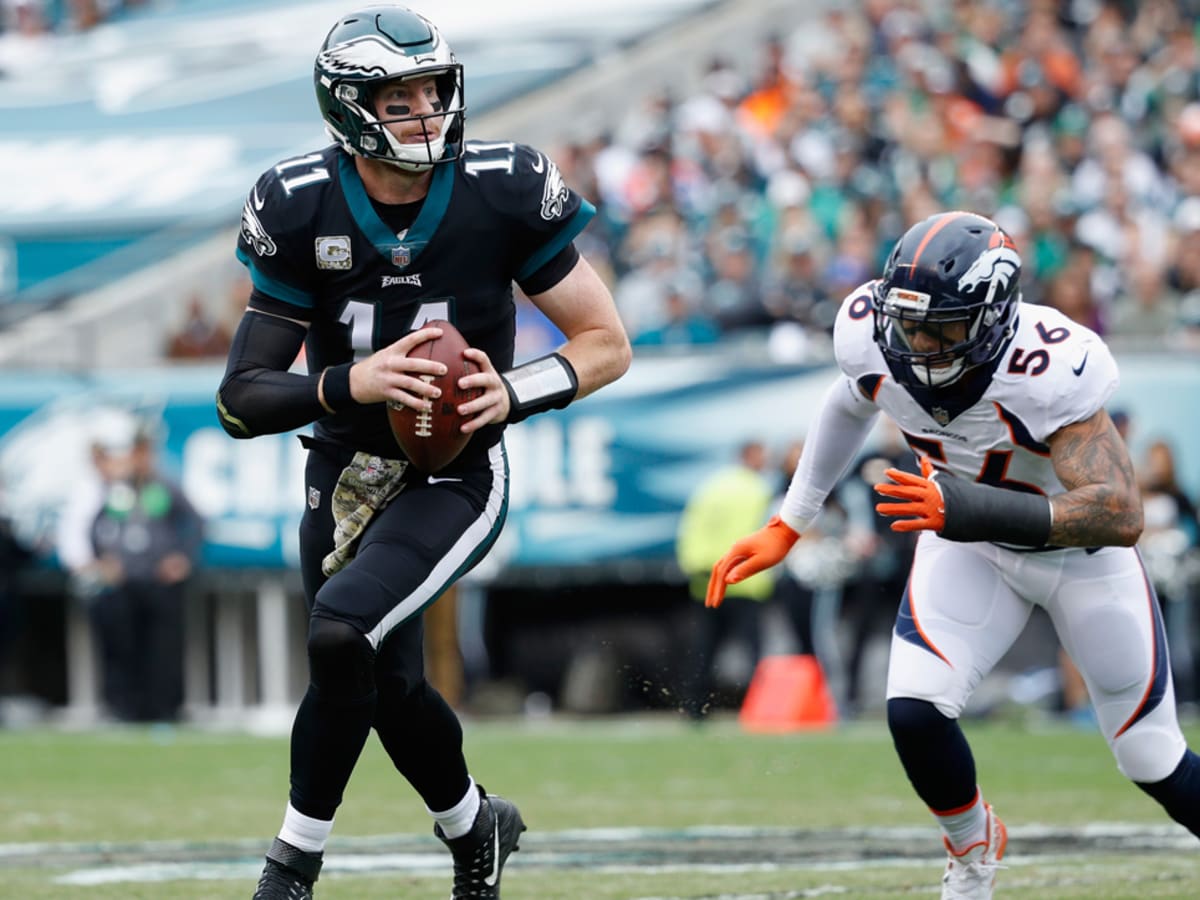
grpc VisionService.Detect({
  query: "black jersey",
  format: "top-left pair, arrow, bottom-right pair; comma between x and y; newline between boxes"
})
235,140 -> 594,464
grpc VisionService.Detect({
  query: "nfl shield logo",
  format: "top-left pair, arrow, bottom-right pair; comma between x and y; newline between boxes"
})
931,406 -> 950,426
308,486 -> 321,509
391,245 -> 410,267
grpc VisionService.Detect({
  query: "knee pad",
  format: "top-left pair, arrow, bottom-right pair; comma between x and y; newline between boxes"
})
1114,723 -> 1189,784
307,616 -> 376,700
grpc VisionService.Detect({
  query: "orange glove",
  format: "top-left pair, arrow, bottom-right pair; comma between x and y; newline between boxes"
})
874,456 -> 946,533
705,515 -> 801,608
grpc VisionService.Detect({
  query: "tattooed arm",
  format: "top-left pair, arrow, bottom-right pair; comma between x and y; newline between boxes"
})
1046,408 -> 1143,547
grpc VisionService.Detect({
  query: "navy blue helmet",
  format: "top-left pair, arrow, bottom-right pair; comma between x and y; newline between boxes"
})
872,211 -> 1021,389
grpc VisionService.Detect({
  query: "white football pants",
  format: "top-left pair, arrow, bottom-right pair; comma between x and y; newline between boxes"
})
886,533 -> 1187,783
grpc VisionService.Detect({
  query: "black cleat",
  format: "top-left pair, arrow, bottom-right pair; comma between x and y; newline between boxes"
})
252,837 -> 323,899
435,786 -> 526,898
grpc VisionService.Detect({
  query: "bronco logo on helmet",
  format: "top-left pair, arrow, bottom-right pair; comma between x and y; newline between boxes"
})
957,241 -> 1021,305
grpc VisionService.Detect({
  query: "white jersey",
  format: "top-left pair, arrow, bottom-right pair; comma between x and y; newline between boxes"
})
832,281 -> 1118,495
818,284 -> 1184,779
772,281 -> 1184,775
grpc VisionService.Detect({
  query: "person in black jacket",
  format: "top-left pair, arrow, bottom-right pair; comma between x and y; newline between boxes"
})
89,425 -> 203,723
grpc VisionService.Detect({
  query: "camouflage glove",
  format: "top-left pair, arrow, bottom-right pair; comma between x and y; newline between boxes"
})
321,453 -> 409,576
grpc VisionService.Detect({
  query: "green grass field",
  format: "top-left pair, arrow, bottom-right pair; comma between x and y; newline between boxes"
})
1,714 -> 1197,898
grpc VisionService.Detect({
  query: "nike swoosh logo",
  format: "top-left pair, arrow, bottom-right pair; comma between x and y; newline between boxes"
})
531,153 -> 545,174
427,476 -> 463,484
252,186 -> 265,210
1072,352 -> 1088,376
483,825 -> 500,886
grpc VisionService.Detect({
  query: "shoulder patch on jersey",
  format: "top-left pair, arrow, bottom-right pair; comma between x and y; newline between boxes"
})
540,157 -> 569,221
991,304 -> 1118,444
241,194 -> 277,257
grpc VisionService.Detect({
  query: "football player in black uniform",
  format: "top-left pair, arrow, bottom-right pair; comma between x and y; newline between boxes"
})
217,6 -> 631,898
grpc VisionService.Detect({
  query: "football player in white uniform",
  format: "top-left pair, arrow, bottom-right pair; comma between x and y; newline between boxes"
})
707,211 -> 1200,899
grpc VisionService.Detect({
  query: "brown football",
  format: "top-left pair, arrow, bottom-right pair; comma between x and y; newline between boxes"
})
386,320 -> 482,473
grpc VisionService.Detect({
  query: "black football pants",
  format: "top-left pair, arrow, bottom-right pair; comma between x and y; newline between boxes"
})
288,440 -> 506,820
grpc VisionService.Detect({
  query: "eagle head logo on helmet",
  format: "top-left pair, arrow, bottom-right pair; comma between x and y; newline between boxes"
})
313,5 -> 466,173
317,35 -> 418,79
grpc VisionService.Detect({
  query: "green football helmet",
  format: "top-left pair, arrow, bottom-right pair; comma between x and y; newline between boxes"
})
314,5 -> 465,172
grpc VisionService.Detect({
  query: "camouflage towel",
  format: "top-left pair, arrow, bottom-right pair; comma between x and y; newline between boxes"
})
321,452 -> 409,576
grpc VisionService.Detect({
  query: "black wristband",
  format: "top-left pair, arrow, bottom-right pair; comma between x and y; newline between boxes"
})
321,363 -> 357,412
937,477 -> 1052,547
500,353 -> 579,423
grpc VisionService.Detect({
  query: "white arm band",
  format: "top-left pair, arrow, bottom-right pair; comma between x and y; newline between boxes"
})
501,352 -> 579,423
780,375 -> 880,531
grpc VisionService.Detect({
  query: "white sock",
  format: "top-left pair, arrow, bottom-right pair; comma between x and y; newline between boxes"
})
428,777 -> 480,839
278,803 -> 334,854
934,789 -> 988,854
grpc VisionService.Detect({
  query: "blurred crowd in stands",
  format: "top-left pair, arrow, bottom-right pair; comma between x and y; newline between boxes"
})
549,0 -> 1200,357
139,0 -> 1200,362
0,0 -> 147,38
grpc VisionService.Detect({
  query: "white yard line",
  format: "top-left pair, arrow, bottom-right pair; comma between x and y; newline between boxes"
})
0,822 -> 1184,886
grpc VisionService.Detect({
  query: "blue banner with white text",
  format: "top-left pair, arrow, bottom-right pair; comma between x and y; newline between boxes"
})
0,353 -> 1196,573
